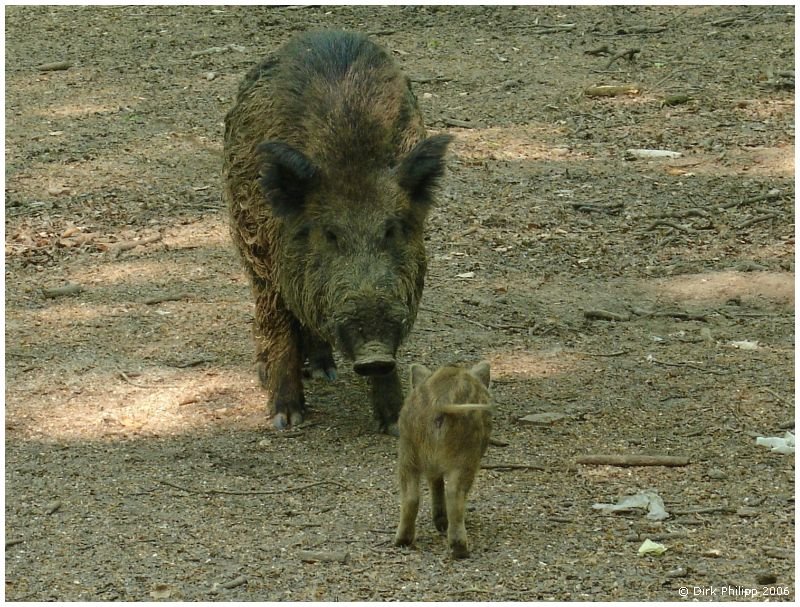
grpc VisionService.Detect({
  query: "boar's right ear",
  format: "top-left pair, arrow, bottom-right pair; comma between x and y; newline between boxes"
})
396,134 -> 454,207
258,141 -> 318,217
410,363 -> 432,389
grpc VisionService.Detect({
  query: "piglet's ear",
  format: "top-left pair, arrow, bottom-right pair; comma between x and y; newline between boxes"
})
396,134 -> 453,207
470,361 -> 491,389
258,141 -> 318,217
410,363 -> 432,389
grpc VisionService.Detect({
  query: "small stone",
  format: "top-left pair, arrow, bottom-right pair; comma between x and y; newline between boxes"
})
756,572 -> 777,585
706,468 -> 726,480
519,412 -> 566,425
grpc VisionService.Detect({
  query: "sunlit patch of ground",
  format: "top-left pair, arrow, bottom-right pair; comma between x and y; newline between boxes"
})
4,368 -> 270,442
652,270 -> 793,306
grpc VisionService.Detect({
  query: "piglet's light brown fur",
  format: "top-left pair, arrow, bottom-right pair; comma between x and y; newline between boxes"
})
395,362 -> 493,559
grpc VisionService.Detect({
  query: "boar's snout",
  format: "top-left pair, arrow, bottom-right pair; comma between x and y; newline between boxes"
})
334,298 -> 407,376
352,341 -> 396,376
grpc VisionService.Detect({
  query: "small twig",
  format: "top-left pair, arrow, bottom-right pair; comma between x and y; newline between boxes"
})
736,212 -> 779,230
489,437 -> 510,447
761,388 -> 787,405
650,208 -> 710,220
671,506 -> 736,516
166,355 -> 217,368
594,26 -> 666,37
762,546 -> 793,560
626,531 -> 689,542
118,371 -> 179,389
221,575 -> 248,590
297,550 -> 350,564
484,464 -> 546,473
573,349 -> 629,357
410,75 -> 452,84
531,24 -> 577,34
42,283 -> 83,299
5,538 -> 24,548
721,188 -> 782,209
649,357 -> 727,375
441,117 -> 485,129
584,44 -> 612,56
708,10 -> 766,28
158,479 -> 347,496
584,309 -> 631,322
570,201 -> 624,214
37,61 -> 72,72
605,48 -> 640,69
419,306 -> 529,332
576,454 -> 689,467
144,292 -> 190,305
631,308 -> 707,322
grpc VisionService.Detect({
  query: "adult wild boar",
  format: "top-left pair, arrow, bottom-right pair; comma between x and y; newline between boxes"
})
223,30 -> 452,433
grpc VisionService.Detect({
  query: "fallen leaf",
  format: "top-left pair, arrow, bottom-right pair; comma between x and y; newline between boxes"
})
638,539 -> 667,556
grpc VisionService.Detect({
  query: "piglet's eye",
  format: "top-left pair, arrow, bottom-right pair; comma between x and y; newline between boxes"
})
324,229 -> 338,244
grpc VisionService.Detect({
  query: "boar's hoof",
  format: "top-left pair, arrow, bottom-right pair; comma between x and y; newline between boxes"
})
381,421 -> 400,437
272,410 -> 304,430
450,541 -> 470,560
310,364 -> 337,382
394,533 -> 414,548
353,342 -> 396,377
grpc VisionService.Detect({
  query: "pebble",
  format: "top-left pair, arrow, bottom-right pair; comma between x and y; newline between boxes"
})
518,412 -> 566,425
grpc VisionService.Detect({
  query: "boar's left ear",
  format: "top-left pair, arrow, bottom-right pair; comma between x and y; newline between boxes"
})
258,141 -> 319,217
470,361 -> 491,388
410,363 -> 432,389
396,134 -> 454,206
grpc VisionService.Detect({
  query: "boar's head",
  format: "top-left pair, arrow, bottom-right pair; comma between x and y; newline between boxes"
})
258,134 -> 452,376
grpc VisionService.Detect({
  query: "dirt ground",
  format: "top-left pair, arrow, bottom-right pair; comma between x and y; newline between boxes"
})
4,5 -> 795,602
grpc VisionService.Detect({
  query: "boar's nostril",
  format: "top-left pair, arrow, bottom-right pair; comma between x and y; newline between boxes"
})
353,357 -> 396,376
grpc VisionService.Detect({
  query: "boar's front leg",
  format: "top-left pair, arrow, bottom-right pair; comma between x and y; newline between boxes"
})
369,368 -> 403,435
254,286 -> 305,430
302,330 -> 337,381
